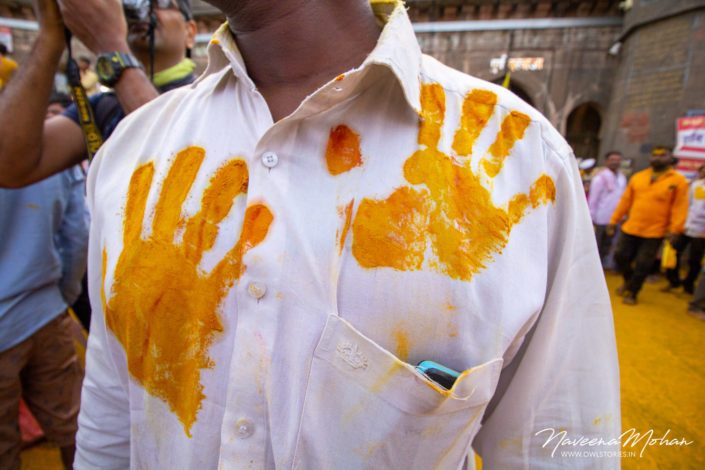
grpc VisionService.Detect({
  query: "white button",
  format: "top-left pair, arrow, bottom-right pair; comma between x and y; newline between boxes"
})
235,419 -> 254,439
248,282 -> 266,300
261,151 -> 278,168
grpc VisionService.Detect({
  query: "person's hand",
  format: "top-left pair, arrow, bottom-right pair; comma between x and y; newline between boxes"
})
666,232 -> 679,245
606,224 -> 616,236
57,0 -> 129,54
30,0 -> 64,44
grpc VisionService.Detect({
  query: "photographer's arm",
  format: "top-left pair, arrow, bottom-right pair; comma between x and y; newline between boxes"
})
57,0 -> 159,114
0,0 -> 159,188
0,0 -> 85,188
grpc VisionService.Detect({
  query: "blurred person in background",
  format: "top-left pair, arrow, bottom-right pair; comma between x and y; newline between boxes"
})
588,151 -> 626,266
46,92 -> 73,119
78,56 -> 99,96
662,164 -> 705,294
609,146 -> 689,305
0,96 -> 89,469
0,43 -> 18,91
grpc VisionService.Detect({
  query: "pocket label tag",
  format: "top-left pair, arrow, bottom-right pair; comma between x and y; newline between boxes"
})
336,341 -> 368,370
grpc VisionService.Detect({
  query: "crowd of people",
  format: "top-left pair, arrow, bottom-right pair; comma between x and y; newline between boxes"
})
586,148 -> 705,318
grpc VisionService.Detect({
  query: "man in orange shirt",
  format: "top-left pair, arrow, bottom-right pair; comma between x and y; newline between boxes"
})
0,44 -> 18,91
608,147 -> 689,305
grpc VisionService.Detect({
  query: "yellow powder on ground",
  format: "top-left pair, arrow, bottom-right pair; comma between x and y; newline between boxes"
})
325,125 -> 363,175
102,148 -> 272,437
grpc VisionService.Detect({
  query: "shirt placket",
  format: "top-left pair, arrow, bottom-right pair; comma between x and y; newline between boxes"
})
217,89 -> 285,468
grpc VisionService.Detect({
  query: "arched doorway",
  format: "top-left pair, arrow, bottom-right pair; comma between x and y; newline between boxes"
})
491,78 -> 534,107
566,103 -> 602,160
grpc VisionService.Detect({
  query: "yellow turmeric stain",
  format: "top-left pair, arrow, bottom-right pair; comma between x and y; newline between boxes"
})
102,147 -> 272,437
351,83 -> 554,282
334,74 -> 345,81
452,89 -> 497,157
418,83 -> 445,148
482,110 -> 531,178
529,174 -> 556,208
325,125 -> 363,175
393,326 -> 410,361
352,186 -> 430,270
183,159 -> 248,260
337,200 -> 354,255
26,203 -> 40,210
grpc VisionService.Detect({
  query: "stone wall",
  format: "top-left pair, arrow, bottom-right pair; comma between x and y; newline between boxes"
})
600,0 -> 705,169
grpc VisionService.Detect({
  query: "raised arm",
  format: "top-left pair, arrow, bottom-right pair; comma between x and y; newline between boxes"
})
0,0 -> 159,188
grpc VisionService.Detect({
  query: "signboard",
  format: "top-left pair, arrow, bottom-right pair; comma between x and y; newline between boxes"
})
675,116 -> 705,180
490,54 -> 544,74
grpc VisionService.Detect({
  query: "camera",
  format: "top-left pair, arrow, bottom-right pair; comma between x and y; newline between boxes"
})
122,0 -> 151,22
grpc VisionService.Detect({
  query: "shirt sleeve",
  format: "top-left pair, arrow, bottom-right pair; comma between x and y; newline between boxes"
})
473,147 -> 621,468
74,152 -> 132,469
669,178 -> 690,234
55,167 -> 89,305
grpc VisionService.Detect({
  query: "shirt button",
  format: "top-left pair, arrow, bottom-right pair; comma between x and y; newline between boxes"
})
261,151 -> 279,168
248,282 -> 266,300
235,419 -> 255,439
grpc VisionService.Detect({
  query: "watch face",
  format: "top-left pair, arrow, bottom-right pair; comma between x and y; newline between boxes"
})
97,56 -> 115,81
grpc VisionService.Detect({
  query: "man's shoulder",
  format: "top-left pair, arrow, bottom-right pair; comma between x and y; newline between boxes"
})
419,54 -> 572,161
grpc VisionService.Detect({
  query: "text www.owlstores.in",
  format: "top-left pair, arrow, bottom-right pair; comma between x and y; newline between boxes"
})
560,450 -> 637,458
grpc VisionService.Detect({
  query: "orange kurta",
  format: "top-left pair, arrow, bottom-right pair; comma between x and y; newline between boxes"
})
610,167 -> 689,238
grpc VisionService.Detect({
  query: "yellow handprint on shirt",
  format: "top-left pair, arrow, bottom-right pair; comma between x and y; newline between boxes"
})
352,83 -> 555,281
101,146 -> 273,436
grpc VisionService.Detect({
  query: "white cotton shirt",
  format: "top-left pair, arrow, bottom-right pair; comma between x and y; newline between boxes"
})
686,179 -> 705,237
75,2 -> 621,469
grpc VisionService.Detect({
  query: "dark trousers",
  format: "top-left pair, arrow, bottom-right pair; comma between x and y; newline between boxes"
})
689,268 -> 705,311
665,235 -> 705,292
614,232 -> 663,296
594,224 -> 615,264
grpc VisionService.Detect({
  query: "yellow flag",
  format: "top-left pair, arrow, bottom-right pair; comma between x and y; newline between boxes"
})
502,71 -> 511,88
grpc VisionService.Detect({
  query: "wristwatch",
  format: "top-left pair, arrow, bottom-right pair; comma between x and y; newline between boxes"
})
96,52 -> 143,87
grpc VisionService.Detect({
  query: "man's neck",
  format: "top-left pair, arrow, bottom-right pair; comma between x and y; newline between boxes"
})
225,1 -> 381,121
134,51 -> 187,77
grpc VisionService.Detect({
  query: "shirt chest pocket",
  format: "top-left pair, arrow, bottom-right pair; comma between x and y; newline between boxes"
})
292,315 -> 503,470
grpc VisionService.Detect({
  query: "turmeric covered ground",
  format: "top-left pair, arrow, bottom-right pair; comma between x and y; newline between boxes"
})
20,272 -> 705,469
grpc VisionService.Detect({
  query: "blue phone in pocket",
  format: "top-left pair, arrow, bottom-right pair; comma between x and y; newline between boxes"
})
416,360 -> 460,390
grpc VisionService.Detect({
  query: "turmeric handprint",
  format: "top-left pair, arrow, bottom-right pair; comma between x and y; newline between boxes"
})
352,83 -> 555,281
101,146 -> 272,436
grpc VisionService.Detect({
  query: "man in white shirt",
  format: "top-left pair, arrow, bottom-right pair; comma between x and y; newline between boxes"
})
588,151 -> 626,265
75,1 -> 621,468
664,164 -> 705,294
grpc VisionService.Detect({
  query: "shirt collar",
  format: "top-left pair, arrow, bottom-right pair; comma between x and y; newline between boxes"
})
198,0 -> 422,113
